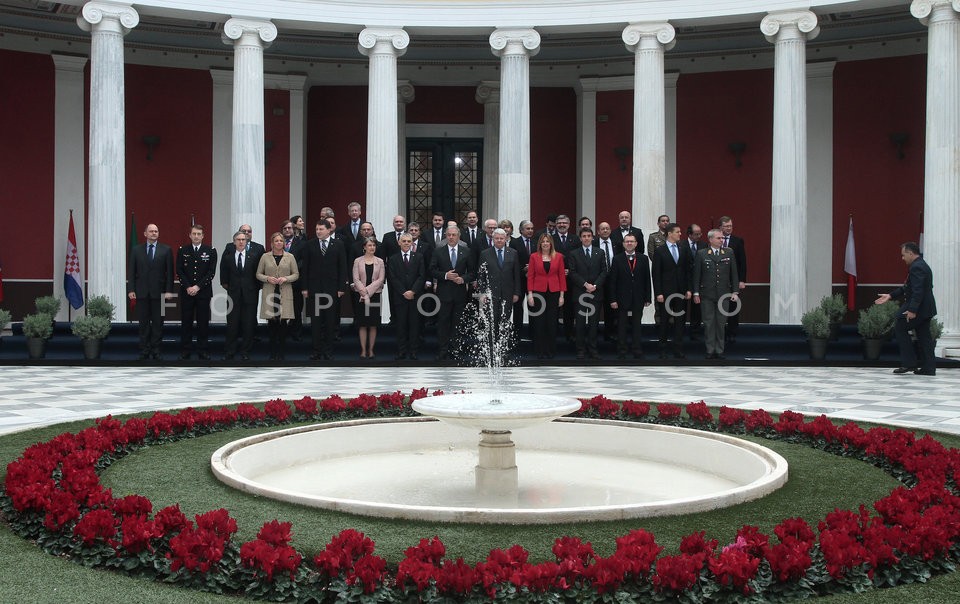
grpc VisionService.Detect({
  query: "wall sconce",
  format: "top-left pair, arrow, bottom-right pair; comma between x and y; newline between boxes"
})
264,140 -> 275,166
614,146 -> 632,171
142,135 -> 160,160
890,133 -> 908,160
728,142 -> 746,167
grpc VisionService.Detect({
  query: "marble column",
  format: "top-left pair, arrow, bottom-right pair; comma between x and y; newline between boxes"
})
398,81 -> 415,213
222,18 -> 276,248
806,61 -> 836,312
475,81 -> 500,219
77,2 -> 138,316
575,80 -> 597,223
359,27 -> 409,237
209,69 -> 233,322
762,10 -> 818,324
52,54 -> 88,320
912,0 -> 960,356
622,22 -> 674,238
490,28 -> 540,224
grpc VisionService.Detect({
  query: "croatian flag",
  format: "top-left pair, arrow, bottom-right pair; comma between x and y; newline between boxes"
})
64,211 -> 83,310
843,216 -> 857,311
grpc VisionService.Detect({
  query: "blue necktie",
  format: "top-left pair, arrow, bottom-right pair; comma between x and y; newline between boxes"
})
497,248 -> 503,267
148,244 -> 154,260
671,244 -> 678,263
450,247 -> 457,267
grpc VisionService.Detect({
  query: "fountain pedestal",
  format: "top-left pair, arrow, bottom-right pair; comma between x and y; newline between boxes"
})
476,430 -> 518,504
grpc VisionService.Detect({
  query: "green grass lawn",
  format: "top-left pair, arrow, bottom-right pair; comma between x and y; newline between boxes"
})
3,415 -> 960,602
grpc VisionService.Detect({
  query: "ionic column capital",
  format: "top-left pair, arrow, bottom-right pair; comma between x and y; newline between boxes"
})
222,18 -> 277,48
622,22 -> 676,53
761,10 -> 819,43
489,28 -> 540,58
911,0 -> 960,24
475,81 -> 500,104
77,1 -> 139,35
358,27 -> 409,57
398,81 -> 416,104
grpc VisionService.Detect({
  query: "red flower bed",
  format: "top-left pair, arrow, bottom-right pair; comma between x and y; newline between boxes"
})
3,390 -> 960,602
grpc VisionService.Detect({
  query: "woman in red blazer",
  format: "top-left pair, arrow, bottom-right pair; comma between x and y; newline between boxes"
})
527,233 -> 566,359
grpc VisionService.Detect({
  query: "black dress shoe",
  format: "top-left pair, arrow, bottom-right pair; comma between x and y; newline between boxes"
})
705,353 -> 716,359
180,352 -> 191,360
673,352 -> 686,359
914,369 -> 936,376
409,353 -> 418,360
322,353 -> 333,361
715,354 -> 726,360
395,353 -> 407,360
892,366 -> 916,374
589,352 -> 601,360
576,353 -> 586,360
309,354 -> 322,361
198,352 -> 210,360
240,354 -> 250,361
151,352 -> 162,360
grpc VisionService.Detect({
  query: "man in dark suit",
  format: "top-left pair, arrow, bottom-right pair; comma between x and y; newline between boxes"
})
719,216 -> 746,342
596,221 -> 618,342
462,210 -> 481,247
477,229 -> 521,352
301,219 -> 348,360
430,226 -> 475,360
876,242 -> 938,375
281,220 -> 307,340
692,228 -> 740,359
387,233 -> 426,360
219,230 -> 261,361
127,223 -> 175,360
509,220 -> 535,341
352,222 -> 382,260
427,213 -> 447,248
567,227 -> 608,359
607,233 -> 651,359
238,224 -> 266,257
685,223 -> 704,339
471,218 -> 498,261
336,201 -> 364,250
381,214 -> 407,260
610,210 -> 644,256
652,223 -> 692,359
176,224 -> 217,360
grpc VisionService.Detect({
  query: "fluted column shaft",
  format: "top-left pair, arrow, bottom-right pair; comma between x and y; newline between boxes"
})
476,82 -> 501,219
762,11 -> 818,324
491,29 -> 539,224
78,2 -> 138,315
359,28 -> 408,235
223,18 -> 276,245
623,23 -> 675,237
913,0 -> 960,355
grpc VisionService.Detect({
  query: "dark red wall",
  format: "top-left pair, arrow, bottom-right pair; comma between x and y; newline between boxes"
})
306,86 -> 367,223
595,89 -> 634,224
677,69 -> 774,283
125,64 -> 212,243
833,55 -> 926,284
531,87 -> 578,225
406,86 -> 483,123
0,50 -> 55,279
265,88 -> 291,235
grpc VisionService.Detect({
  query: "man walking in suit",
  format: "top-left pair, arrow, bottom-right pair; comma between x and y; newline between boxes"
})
718,216 -> 746,342
177,224 -> 217,360
607,233 -> 651,359
477,229 -> 521,352
220,230 -> 261,360
876,242 -> 938,376
567,227 -> 608,359
430,226 -> 475,360
692,229 -> 740,359
652,223 -> 692,359
387,233 -> 426,360
301,219 -> 348,360
127,223 -> 175,360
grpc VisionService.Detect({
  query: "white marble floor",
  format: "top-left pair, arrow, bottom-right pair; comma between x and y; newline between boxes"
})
0,365 -> 958,437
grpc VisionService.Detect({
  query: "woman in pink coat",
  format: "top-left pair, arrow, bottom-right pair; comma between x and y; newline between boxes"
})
352,237 -> 386,359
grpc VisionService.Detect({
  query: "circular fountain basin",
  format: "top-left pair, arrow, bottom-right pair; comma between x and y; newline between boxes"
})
411,392 -> 583,432
211,417 -> 788,524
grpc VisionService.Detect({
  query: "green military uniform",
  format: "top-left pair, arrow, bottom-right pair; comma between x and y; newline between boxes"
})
646,231 -> 667,260
692,247 -> 739,357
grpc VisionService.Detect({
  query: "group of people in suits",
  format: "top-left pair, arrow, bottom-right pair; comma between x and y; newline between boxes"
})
126,207 -> 752,362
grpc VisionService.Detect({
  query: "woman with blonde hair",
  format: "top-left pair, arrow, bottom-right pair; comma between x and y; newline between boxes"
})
352,236 -> 386,359
256,232 -> 299,360
526,233 -> 566,359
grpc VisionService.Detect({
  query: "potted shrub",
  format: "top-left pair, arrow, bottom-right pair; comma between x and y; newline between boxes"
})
22,312 -> 53,359
71,315 -> 111,360
931,318 -> 944,343
801,307 -> 830,360
85,295 -> 116,321
0,308 -> 10,347
819,293 -> 847,341
857,301 -> 898,360
34,295 -> 62,338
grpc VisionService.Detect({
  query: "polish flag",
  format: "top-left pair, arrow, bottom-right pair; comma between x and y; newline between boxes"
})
843,216 -> 857,311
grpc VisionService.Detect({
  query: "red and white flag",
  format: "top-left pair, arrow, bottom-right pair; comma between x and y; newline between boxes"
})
64,210 -> 83,310
843,216 -> 857,311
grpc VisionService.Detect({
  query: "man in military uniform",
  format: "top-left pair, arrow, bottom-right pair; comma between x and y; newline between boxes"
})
646,214 -> 671,260
177,224 -> 218,359
692,228 -> 739,359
